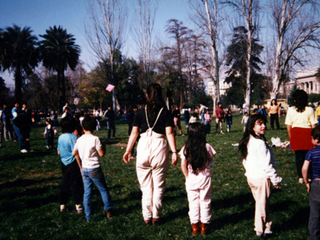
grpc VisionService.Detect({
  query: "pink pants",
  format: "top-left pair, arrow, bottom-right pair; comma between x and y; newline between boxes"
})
186,176 -> 212,224
247,178 -> 272,234
136,131 -> 169,220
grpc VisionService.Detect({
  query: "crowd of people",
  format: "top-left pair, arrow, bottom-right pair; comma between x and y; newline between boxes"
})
2,87 -> 320,238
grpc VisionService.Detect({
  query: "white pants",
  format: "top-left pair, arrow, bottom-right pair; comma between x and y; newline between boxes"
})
136,131 -> 169,220
186,177 -> 212,224
247,178 -> 272,234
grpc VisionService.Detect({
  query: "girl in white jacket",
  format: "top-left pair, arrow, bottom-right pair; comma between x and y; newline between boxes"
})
239,114 -> 282,237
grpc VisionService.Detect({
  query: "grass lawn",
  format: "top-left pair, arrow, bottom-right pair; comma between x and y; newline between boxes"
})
0,114 -> 310,239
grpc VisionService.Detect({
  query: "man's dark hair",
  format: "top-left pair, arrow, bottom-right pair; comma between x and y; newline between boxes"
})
311,125 -> 320,142
60,116 -> 76,133
82,115 -> 96,132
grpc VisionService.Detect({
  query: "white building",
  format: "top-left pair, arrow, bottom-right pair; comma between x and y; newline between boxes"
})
207,79 -> 232,97
295,67 -> 320,94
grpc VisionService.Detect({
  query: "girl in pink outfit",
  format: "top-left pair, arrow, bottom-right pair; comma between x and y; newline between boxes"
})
179,123 -> 216,235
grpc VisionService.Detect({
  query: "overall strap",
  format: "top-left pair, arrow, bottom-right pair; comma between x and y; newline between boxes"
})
145,107 -> 164,130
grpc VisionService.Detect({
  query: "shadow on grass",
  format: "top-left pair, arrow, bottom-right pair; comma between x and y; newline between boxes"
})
0,181 -> 60,216
273,201 -> 309,232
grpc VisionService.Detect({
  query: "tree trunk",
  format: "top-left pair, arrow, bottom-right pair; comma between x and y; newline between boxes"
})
14,66 -> 22,103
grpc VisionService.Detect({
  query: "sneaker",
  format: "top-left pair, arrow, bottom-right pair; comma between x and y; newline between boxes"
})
60,204 -> 66,213
264,229 -> 273,236
75,204 -> 83,214
299,178 -> 304,184
106,209 -> 113,219
46,146 -> 50,149
21,149 -> 28,153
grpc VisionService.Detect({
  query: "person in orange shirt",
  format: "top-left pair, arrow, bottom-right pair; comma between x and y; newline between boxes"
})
268,99 -> 280,130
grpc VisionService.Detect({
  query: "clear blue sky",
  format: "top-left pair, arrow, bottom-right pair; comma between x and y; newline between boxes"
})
0,0 -> 192,86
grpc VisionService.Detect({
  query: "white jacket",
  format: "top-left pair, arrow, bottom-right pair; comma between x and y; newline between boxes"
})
242,135 -> 282,186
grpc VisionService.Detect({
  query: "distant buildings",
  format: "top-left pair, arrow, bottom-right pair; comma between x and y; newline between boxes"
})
207,78 -> 232,97
208,67 -> 320,102
294,67 -> 320,94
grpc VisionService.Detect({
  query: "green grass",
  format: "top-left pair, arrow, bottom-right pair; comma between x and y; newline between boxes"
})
0,115 -> 310,239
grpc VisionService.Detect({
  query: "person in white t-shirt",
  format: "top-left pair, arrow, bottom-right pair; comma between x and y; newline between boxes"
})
73,115 -> 114,222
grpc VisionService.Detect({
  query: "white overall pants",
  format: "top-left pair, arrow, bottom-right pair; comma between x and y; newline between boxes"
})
136,131 -> 169,220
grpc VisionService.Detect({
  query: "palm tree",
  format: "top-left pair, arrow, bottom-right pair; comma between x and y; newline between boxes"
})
39,26 -> 80,111
0,25 -> 39,103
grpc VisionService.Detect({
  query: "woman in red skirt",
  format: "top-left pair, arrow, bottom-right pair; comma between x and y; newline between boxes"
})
285,90 -> 317,183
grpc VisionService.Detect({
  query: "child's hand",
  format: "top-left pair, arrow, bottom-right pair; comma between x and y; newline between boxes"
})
306,182 -> 310,193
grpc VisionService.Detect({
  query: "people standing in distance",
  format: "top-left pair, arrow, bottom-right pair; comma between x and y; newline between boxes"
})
268,99 -> 280,130
215,102 -> 224,134
104,106 -> 116,140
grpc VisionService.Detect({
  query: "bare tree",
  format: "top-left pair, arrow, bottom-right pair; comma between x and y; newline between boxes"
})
132,0 -> 158,88
85,0 -> 127,111
164,19 -> 191,107
269,0 -> 320,99
189,0 -> 226,111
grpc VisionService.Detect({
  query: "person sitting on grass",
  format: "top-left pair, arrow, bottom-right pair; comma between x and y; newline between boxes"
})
57,117 -> 83,214
239,114 -> 282,237
73,115 -> 114,222
302,125 -> 320,240
179,122 -> 216,235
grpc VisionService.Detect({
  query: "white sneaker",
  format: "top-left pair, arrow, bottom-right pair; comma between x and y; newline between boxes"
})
75,204 -> 82,214
21,149 -> 28,153
264,229 -> 273,236
299,178 -> 304,184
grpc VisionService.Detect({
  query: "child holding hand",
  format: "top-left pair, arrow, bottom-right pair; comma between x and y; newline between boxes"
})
239,114 -> 282,237
302,125 -> 320,240
179,123 -> 216,235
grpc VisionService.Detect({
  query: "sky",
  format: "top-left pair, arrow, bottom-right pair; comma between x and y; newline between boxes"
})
0,0 -> 192,86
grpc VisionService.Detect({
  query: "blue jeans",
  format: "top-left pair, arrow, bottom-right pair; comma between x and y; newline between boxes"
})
201,113 -> 205,124
13,124 -> 26,150
82,167 -> 113,221
309,180 -> 320,240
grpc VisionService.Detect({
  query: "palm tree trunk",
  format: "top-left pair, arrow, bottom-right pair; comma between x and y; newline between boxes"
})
15,66 -> 22,103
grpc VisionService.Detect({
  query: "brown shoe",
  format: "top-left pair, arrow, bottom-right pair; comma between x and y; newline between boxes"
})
144,219 -> 152,225
201,222 -> 208,235
106,209 -> 113,219
152,218 -> 160,225
192,223 -> 199,235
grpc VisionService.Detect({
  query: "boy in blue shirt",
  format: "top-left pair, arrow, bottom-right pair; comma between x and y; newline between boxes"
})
57,117 -> 83,213
302,125 -> 320,240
